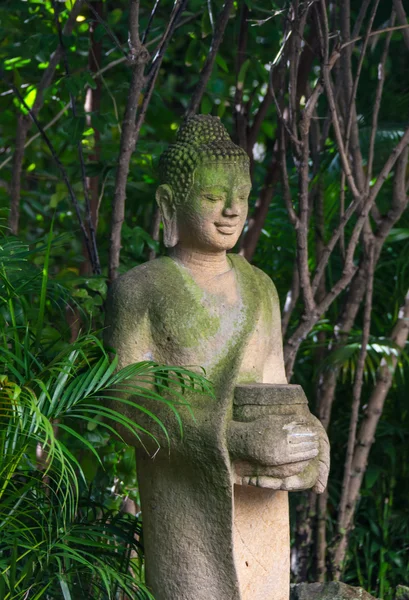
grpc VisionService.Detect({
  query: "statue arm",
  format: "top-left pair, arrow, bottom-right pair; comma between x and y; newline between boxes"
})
243,268 -> 330,492
104,271 -> 152,367
104,272 -> 159,446
254,270 -> 287,384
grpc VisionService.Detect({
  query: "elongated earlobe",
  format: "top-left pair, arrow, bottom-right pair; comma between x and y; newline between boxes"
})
156,184 -> 179,248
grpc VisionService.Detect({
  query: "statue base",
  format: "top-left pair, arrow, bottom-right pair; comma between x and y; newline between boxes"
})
234,486 -> 289,600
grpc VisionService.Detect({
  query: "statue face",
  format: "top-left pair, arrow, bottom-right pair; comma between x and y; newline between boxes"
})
175,161 -> 251,252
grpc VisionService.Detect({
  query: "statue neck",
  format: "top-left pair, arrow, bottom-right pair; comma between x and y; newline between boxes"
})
169,245 -> 232,280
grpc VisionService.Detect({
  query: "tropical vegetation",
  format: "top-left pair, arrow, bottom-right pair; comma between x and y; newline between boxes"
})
1,0 -> 409,598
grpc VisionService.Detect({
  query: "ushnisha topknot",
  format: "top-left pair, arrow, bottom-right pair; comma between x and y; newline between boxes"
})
159,115 -> 250,204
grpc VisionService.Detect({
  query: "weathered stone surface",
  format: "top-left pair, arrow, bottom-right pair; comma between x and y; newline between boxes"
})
105,115 -> 331,600
291,582 -> 377,600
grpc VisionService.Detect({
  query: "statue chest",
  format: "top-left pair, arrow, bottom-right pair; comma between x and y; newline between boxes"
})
148,282 -> 246,369
146,260 -> 270,382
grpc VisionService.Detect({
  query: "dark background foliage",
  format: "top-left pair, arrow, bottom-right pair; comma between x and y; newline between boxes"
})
1,0 -> 409,598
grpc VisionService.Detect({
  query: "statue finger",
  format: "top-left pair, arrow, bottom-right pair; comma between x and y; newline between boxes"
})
290,448 -> 319,462
289,441 -> 319,454
288,432 -> 318,444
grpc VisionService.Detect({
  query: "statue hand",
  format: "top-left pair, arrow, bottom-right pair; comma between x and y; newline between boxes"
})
228,417 -> 319,468
309,415 -> 330,494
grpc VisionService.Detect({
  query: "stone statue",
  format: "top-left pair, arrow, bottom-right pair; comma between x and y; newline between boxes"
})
105,115 -> 329,600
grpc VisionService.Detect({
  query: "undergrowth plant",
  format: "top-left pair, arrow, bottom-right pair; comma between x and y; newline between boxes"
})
0,227 -> 213,599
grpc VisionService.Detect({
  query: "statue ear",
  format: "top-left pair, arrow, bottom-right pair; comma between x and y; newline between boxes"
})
156,184 -> 178,248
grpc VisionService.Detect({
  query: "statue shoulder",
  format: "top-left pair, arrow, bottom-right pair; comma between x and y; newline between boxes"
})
106,257 -> 174,317
251,264 -> 279,299
228,254 -> 279,301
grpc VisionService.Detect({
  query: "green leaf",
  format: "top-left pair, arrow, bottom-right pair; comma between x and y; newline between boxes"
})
200,95 -> 212,115
82,70 -> 97,90
91,112 -> 107,133
387,228 -> 409,243
217,102 -> 226,118
65,115 -> 86,144
94,23 -> 106,42
237,58 -> 251,88
58,576 -> 72,600
185,38 -> 200,67
216,54 -> 228,73
201,9 -> 213,38
365,465 -> 382,489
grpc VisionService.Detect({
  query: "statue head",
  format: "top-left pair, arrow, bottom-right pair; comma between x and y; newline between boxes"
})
156,115 -> 251,251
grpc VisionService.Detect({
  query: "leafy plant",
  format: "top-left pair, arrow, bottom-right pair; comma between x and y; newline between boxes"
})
0,229 -> 213,599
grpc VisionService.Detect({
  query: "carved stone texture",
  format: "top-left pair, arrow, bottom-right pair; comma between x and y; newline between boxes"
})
230,384 -> 329,492
105,115 -> 330,600
291,582 -> 378,600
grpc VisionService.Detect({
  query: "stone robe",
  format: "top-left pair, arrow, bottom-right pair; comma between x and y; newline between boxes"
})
105,254 -> 292,600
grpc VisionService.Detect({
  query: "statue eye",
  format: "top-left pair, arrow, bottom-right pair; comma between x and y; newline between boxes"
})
204,194 -> 223,202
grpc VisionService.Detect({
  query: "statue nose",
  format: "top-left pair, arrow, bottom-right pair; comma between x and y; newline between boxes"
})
223,198 -> 240,217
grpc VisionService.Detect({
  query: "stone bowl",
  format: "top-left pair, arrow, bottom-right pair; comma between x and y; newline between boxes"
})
230,383 -> 321,490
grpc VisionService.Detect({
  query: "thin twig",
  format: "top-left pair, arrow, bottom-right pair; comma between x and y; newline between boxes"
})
108,0 -> 188,281
233,2 -> 249,150
344,0 -> 380,192
185,0 -> 234,118
142,0 -> 161,44
207,0 -> 215,32
319,0 -> 360,200
297,101 -> 315,314
351,0 -> 372,40
337,242 -> 374,531
367,11 -> 395,187
136,0 -> 189,134
53,0 -> 101,274
6,0 -> 85,234
85,0 -> 128,57
108,0 -> 149,282
269,67 -> 302,149
393,0 -> 409,50
280,127 -> 299,227
4,72 -> 94,264
342,22 -> 409,49
0,13 -> 202,173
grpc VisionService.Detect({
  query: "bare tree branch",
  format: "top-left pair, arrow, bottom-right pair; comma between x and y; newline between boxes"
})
185,0 -> 234,119
0,13 -> 202,174
108,0 -> 149,282
233,2 -> 249,150
319,12 -> 360,199
108,0 -> 188,281
367,11 -> 396,187
85,0 -> 128,57
142,0 -> 161,44
337,242 -> 374,533
331,284 -> 409,577
5,72 -> 94,265
7,0 -> 85,235
393,0 -> 409,50
351,0 -> 372,40
297,103 -> 315,314
342,22 -> 409,49
53,0 -> 101,274
344,0 -> 380,193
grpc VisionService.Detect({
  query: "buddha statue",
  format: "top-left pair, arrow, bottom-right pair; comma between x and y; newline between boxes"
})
105,115 -> 329,600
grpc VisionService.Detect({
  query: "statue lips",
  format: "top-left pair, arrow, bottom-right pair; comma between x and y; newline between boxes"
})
215,222 -> 239,235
